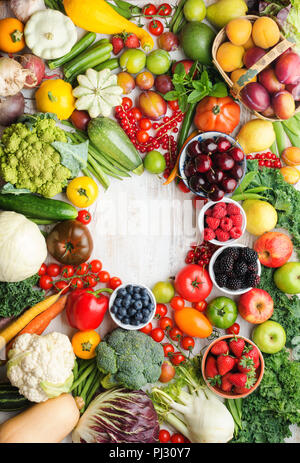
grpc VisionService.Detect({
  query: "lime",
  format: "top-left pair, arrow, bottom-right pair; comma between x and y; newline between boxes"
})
152,281 -> 175,303
146,50 -> 171,75
144,151 -> 166,174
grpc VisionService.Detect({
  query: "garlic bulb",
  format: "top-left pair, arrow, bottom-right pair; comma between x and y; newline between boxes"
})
10,0 -> 45,23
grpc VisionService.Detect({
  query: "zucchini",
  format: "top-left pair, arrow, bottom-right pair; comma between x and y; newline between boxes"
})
0,194 -> 78,221
88,117 -> 144,175
0,383 -> 29,412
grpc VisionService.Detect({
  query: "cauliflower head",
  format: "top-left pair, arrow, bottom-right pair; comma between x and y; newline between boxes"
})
7,332 -> 75,403
0,118 -> 71,198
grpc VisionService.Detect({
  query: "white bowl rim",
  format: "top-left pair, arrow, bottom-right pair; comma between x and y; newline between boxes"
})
208,243 -> 262,296
198,197 -> 247,246
109,283 -> 156,331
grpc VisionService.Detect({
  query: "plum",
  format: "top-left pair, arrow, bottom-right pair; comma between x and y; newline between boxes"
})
286,81 -> 300,101
155,75 -> 173,94
258,68 -> 285,94
243,47 -> 266,69
272,90 -> 295,119
275,52 -> 300,85
138,91 -> 167,120
240,82 -> 270,112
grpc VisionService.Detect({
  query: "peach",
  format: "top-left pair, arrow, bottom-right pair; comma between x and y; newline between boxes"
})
280,166 -> 300,184
275,52 -> 300,85
138,90 -> 167,120
216,42 -> 244,73
252,17 -> 280,49
272,90 -> 295,119
117,72 -> 135,94
254,231 -> 293,268
226,18 -> 252,46
281,146 -> 300,166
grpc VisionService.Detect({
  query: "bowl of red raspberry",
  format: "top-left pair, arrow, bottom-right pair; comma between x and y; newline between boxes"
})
198,198 -> 246,246
201,335 -> 265,399
208,244 -> 261,296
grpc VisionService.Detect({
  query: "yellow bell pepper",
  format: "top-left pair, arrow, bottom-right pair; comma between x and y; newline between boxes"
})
63,0 -> 154,51
35,79 -> 76,120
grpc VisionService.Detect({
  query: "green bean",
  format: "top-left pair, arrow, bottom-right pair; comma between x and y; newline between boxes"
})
245,186 -> 272,193
234,171 -> 258,195
170,0 -> 187,33
231,193 -> 266,201
282,124 -> 300,149
70,363 -> 96,392
270,140 -> 278,157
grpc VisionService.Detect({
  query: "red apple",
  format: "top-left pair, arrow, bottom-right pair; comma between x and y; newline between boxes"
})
238,288 -> 274,324
254,231 -> 293,268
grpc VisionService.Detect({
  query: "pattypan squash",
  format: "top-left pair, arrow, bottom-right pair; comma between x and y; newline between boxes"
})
24,10 -> 77,60
73,68 -> 123,119
35,79 -> 76,120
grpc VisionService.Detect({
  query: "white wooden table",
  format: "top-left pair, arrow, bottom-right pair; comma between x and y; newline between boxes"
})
0,0 -> 298,443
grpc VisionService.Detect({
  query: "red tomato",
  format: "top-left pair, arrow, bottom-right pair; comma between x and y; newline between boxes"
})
131,107 -> 142,121
109,277 -> 122,290
98,270 -> 110,283
38,263 -> 47,276
139,322 -> 152,334
70,277 -> 84,289
77,209 -> 92,225
170,296 -> 185,311
193,300 -> 208,312
159,316 -> 173,330
61,265 -> 74,278
168,327 -> 183,341
171,433 -> 185,443
137,130 -> 149,144
226,323 -> 240,335
181,336 -> 195,351
122,96 -> 132,110
168,99 -> 179,111
163,343 -> 175,357
157,3 -> 172,15
47,263 -> 61,277
150,328 -> 165,342
170,352 -> 186,366
148,19 -> 164,36
142,3 -> 157,17
39,275 -> 53,290
76,263 -> 88,276
175,264 -> 212,303
159,361 -> 176,383
155,303 -> 168,319
84,274 -> 97,288
89,259 -> 102,273
177,179 -> 190,193
54,280 -> 70,294
139,118 -> 152,130
159,429 -> 170,443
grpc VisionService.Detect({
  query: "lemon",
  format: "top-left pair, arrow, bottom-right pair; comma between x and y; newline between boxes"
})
237,119 -> 275,155
244,200 -> 277,236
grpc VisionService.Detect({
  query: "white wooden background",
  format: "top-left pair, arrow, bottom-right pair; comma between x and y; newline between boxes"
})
0,0 -> 298,443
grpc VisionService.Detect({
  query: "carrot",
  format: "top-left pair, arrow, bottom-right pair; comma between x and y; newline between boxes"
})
5,295 -> 68,355
0,292 -> 62,350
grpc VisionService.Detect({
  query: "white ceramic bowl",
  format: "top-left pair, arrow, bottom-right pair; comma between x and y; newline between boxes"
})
198,198 -> 247,246
209,244 -> 261,296
178,131 -> 247,198
109,283 -> 156,330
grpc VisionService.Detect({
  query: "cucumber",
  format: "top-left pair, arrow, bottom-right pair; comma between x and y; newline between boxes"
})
0,194 -> 78,221
0,383 -> 29,412
88,117 -> 144,175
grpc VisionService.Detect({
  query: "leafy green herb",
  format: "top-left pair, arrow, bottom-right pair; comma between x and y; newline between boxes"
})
0,275 -> 44,319
52,140 -> 89,178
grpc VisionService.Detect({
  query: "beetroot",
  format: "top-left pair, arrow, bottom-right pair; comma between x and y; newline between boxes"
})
19,54 -> 45,89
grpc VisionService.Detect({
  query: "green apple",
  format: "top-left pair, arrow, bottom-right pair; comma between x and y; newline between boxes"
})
273,262 -> 300,294
252,320 -> 286,354
152,281 -> 175,303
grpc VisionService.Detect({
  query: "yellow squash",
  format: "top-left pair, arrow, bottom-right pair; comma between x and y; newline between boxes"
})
35,79 -> 75,120
63,0 -> 154,51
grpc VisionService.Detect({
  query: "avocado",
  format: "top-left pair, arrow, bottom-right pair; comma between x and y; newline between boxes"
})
180,22 -> 216,65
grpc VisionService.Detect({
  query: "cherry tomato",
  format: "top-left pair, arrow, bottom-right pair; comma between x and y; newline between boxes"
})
47,263 -> 61,277
193,300 -> 208,312
142,3 -> 157,17
70,277 -> 84,289
139,322 -> 152,334
148,19 -> 164,36
155,303 -> 168,319
39,275 -> 53,290
137,130 -> 149,144
84,274 -> 97,288
76,263 -> 88,276
168,327 -> 183,341
131,107 -> 142,121
177,179 -> 190,193
170,296 -> 185,311
159,361 -> 176,383
168,100 -> 179,111
226,323 -> 240,335
38,263 -> 47,276
159,316 -> 173,331
54,280 -> 70,294
98,270 -> 110,283
170,352 -> 186,366
139,118 -> 152,130
181,336 -> 195,351
77,209 -> 92,225
89,259 -> 102,273
163,343 -> 175,357
122,96 -> 132,110
159,429 -> 171,443
109,277 -> 122,290
61,265 -> 74,278
157,3 -> 172,15
150,327 -> 165,342
170,433 -> 185,443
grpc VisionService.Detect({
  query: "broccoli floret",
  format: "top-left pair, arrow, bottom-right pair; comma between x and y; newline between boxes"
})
0,117 -> 71,198
96,328 -> 164,390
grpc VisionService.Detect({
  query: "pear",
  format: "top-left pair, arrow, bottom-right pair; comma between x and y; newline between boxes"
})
206,0 -> 248,29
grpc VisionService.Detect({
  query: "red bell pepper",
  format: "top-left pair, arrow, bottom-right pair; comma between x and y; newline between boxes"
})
66,287 -> 112,330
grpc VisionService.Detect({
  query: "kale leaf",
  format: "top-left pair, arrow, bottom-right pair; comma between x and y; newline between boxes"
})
0,275 -> 44,319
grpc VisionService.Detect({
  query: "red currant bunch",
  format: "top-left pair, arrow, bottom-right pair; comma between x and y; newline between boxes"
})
247,152 -> 282,168
185,242 -> 217,267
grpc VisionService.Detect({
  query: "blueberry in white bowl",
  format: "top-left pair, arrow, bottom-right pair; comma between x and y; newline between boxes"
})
109,283 -> 156,330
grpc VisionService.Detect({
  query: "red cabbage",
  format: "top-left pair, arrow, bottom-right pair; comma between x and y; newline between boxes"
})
72,388 -> 160,443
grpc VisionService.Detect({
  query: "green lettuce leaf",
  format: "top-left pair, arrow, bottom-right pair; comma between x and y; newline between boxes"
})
52,140 -> 89,178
